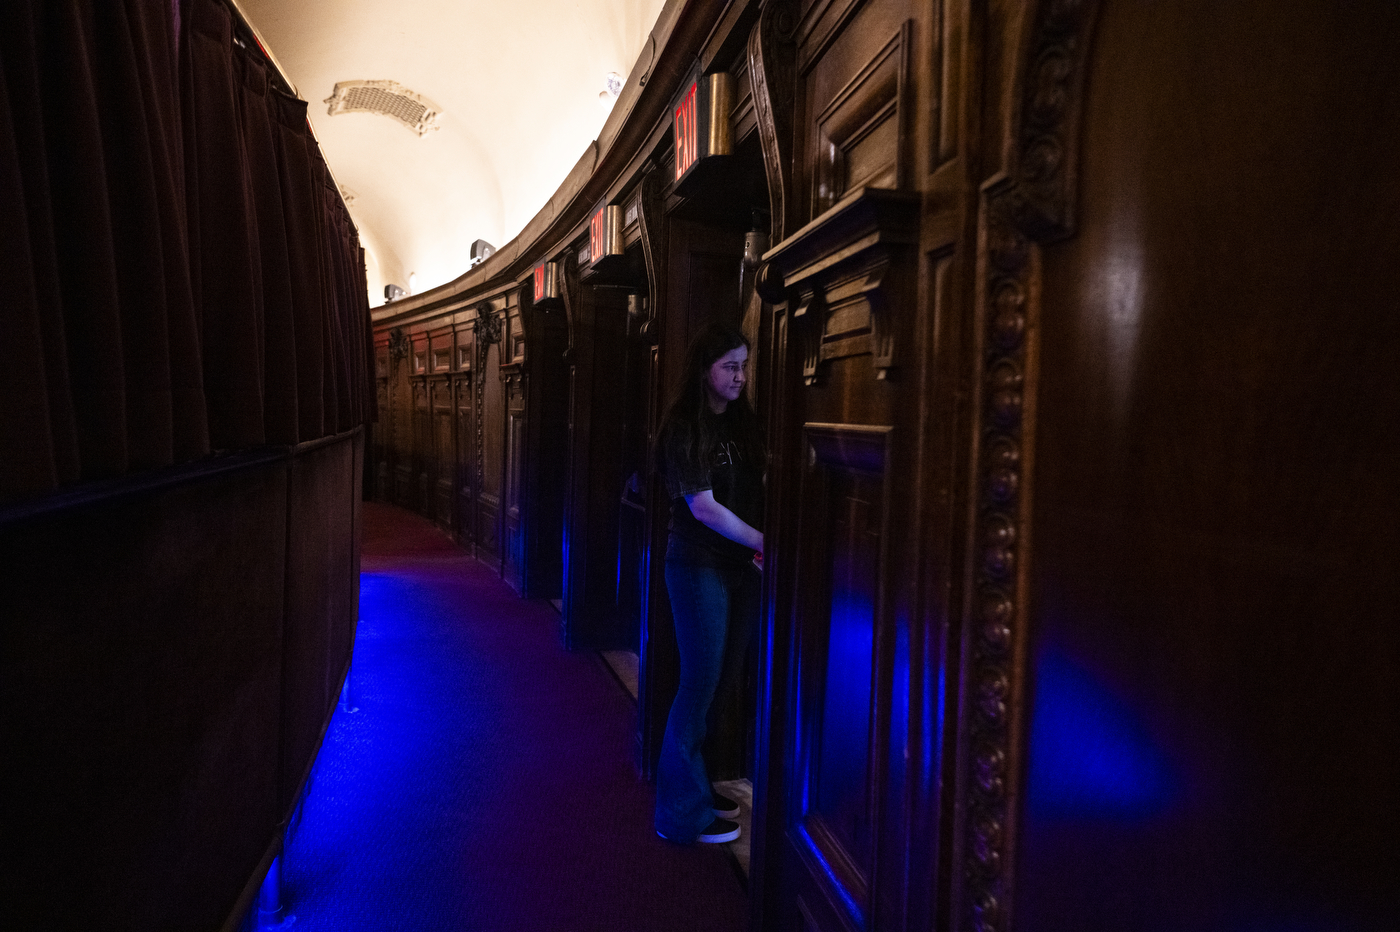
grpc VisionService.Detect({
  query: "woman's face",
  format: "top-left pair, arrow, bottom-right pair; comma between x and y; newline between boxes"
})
703,345 -> 748,411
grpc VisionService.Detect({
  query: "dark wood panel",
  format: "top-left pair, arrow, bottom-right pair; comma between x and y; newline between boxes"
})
1014,2 -> 1400,929
431,376 -> 454,531
453,373 -> 476,549
796,0 -> 912,231
390,340 -> 414,507
787,423 -> 893,929
520,299 -> 570,601
412,377 -> 430,514
0,435 -> 362,931
477,340 -> 503,565
503,402 -> 525,592
283,436 -> 357,809
562,282 -> 632,649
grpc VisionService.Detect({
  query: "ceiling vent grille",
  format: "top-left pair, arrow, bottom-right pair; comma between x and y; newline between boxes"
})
324,80 -> 442,136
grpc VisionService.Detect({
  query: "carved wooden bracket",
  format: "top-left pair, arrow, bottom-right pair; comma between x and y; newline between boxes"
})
388,327 -> 410,360
760,186 -> 918,383
748,0 -> 799,245
636,166 -> 668,346
559,249 -> 581,361
474,302 -> 501,345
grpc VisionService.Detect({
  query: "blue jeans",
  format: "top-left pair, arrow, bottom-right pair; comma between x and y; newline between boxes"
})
655,557 -> 757,841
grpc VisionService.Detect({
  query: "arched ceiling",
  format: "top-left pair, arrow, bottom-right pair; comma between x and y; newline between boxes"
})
239,0 -> 669,305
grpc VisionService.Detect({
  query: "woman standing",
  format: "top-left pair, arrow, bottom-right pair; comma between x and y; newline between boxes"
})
654,321 -> 765,845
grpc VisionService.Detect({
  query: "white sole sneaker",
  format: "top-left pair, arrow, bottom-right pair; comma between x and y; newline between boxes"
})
696,818 -> 741,843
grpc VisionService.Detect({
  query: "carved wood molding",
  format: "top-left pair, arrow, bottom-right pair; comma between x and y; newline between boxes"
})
559,249 -> 581,360
1009,0 -> 1100,243
636,166 -> 667,346
761,186 -> 918,384
953,3 -> 1100,932
515,284 -> 537,361
474,302 -> 502,346
748,0 -> 798,244
388,327 -> 410,360
471,303 -> 497,517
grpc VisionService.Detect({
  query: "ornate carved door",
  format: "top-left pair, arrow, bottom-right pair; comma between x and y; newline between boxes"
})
749,0 -> 976,929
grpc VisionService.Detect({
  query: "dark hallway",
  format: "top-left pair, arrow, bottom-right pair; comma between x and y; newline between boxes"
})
5,1 -> 1398,929
273,502 -> 747,931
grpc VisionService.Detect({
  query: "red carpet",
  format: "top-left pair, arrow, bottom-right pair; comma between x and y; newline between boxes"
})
278,502 -> 748,931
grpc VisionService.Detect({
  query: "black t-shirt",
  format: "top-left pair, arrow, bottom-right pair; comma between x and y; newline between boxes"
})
661,410 -> 763,566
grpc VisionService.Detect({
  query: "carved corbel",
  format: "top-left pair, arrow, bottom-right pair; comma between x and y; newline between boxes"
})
748,0 -> 799,244
789,286 -> 825,385
759,187 -> 918,383
865,261 -> 896,378
474,301 -> 501,346
516,283 -> 537,351
636,166 -> 667,345
388,327 -> 410,360
559,249 -> 581,361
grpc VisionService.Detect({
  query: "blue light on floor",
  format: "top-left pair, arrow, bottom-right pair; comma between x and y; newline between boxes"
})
1025,649 -> 1176,820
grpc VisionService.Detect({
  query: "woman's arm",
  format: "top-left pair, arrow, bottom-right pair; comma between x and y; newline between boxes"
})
685,490 -> 764,552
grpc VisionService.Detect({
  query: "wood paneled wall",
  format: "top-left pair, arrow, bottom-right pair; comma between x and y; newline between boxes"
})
0,431 -> 363,931
368,1 -> 1399,930
373,291 -> 568,599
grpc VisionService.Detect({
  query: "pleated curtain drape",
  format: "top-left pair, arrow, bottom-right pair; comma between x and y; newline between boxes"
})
0,0 -> 373,502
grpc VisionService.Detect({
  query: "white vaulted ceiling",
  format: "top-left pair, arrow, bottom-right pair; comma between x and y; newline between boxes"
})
239,0 -> 669,305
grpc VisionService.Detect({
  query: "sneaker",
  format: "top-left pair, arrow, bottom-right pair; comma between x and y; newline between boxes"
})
711,792 -> 741,819
696,818 -> 741,844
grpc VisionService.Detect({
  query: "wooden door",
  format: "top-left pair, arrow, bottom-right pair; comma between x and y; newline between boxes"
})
561,280 -> 630,648
390,335 -> 414,506
409,335 -> 430,515
749,0 -> 959,928
453,369 -> 475,549
476,332 -> 503,567
519,297 -> 569,602
430,376 -> 453,532
614,322 -> 651,652
502,376 -> 526,593
373,343 -> 389,498
760,205 -> 920,932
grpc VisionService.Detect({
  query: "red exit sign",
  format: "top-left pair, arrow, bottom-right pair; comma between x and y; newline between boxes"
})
674,81 -> 699,181
670,71 -> 732,193
532,260 -> 560,305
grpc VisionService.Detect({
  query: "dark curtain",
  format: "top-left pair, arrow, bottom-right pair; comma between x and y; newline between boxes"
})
0,0 -> 372,504
180,0 -> 264,451
271,88 -> 327,441
236,45 -> 298,444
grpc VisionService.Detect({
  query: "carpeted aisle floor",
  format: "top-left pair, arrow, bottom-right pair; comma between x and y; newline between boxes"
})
278,502 -> 748,932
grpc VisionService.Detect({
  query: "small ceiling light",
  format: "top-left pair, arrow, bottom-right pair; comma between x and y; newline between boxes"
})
599,71 -> 623,109
408,272 -> 418,295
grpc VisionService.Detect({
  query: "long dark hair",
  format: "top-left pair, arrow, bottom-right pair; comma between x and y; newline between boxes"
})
657,321 -> 764,471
